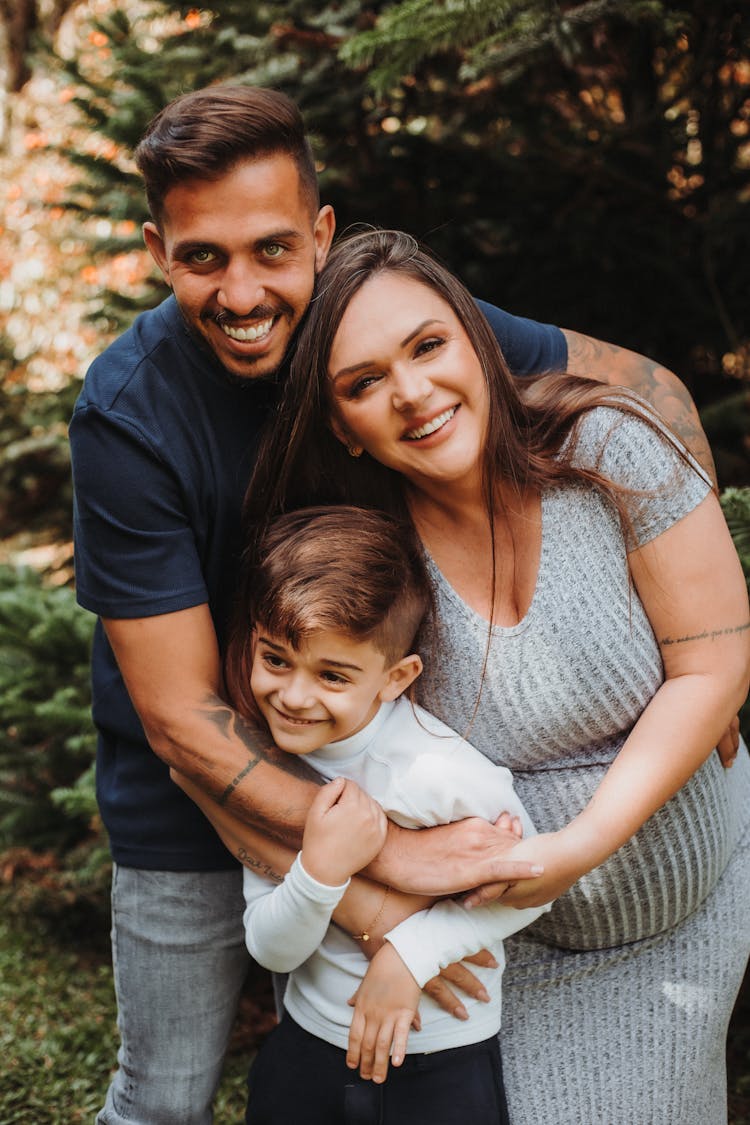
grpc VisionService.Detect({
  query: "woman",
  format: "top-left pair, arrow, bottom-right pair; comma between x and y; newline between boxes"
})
241,229 -> 750,1123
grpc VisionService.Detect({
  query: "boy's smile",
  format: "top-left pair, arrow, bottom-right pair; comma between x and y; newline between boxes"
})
250,628 -> 419,754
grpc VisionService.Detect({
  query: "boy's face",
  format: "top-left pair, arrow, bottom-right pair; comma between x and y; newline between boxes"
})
142,153 -> 335,382
250,628 -> 420,754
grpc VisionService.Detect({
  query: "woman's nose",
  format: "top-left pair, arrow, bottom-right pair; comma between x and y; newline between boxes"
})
390,365 -> 432,412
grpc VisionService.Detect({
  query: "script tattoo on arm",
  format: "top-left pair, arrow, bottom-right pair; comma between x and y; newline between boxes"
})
660,622 -> 750,646
197,694 -> 325,807
563,330 -> 717,488
236,846 -> 284,884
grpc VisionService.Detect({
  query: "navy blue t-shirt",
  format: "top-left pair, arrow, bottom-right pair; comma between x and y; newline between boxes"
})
70,295 -> 566,870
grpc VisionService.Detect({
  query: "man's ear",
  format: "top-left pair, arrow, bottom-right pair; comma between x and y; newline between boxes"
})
142,222 -> 171,286
313,204 -> 336,271
378,654 -> 423,702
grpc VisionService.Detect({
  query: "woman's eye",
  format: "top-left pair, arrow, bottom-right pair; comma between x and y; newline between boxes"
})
348,374 -> 381,398
415,336 -> 445,357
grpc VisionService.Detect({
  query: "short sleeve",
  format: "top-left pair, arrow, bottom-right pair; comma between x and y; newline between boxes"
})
571,406 -> 713,549
70,405 -> 208,618
475,300 -> 567,376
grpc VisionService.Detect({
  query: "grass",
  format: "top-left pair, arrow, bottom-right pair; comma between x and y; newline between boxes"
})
0,903 -> 257,1123
1,896 -> 748,1123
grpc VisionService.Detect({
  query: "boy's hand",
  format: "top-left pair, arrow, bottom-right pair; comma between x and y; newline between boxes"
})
302,777 -> 387,886
346,942 -> 421,1083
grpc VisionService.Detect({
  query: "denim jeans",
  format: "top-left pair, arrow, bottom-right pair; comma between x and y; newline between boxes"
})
96,864 -> 250,1125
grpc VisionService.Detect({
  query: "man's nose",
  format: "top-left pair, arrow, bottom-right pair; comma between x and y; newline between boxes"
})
217,260 -> 266,315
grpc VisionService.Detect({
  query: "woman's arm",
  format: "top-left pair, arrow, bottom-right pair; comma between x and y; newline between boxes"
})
487,491 -> 750,909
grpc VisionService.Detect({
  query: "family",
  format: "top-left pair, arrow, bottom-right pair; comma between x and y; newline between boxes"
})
70,84 -> 750,1124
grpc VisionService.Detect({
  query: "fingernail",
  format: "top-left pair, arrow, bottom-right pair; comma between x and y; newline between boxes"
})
487,956 -> 498,968
455,1005 -> 468,1020
531,865 -> 544,875
478,988 -> 490,1003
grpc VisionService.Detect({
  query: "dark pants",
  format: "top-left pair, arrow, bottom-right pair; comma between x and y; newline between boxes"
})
246,1012 -> 510,1124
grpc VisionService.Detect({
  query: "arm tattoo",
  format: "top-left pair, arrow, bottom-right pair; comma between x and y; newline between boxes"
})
660,621 -> 750,646
563,329 -> 717,487
236,846 -> 284,884
198,694 -> 324,806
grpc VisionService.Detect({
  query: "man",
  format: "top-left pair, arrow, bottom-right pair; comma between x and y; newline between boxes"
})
70,85 -> 728,1124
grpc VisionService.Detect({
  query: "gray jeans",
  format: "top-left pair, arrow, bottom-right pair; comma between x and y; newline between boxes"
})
96,864 -> 250,1125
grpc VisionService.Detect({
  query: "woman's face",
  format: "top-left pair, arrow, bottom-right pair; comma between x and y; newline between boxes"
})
327,272 -> 489,493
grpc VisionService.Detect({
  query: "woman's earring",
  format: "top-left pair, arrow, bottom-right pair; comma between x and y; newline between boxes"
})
347,445 -> 363,458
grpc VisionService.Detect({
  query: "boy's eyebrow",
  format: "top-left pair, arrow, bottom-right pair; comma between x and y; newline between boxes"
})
257,634 -> 365,673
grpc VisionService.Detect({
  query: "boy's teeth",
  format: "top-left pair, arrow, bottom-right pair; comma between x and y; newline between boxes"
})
221,317 -> 273,342
406,407 -> 456,440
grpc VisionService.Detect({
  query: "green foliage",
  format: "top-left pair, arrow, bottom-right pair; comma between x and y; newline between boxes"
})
721,487 -> 750,585
49,0 -> 750,482
0,566 -> 97,851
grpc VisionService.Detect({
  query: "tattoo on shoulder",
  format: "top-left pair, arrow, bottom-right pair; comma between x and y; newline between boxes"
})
660,621 -> 750,646
237,846 -> 283,884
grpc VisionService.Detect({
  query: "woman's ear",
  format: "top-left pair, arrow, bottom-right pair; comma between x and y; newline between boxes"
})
328,413 -> 351,448
378,654 -> 423,702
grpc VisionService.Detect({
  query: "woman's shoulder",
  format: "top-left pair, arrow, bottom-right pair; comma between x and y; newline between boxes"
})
567,401 -> 712,548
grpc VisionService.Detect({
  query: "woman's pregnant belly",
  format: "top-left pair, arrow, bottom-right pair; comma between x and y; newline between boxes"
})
512,744 -> 750,950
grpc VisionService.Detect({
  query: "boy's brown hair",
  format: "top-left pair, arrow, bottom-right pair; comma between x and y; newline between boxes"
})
225,506 -> 432,720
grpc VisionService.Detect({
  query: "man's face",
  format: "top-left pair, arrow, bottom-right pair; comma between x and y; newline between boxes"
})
143,154 -> 335,380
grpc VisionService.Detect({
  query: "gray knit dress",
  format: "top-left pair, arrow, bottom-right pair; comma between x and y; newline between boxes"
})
418,407 -> 750,1125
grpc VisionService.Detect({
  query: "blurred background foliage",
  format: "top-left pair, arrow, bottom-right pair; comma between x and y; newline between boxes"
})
0,1 -> 749,1117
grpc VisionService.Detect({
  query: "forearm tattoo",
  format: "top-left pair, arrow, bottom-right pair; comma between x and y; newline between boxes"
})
564,331 -> 717,487
236,846 -> 284,884
660,621 -> 750,646
197,694 -> 324,806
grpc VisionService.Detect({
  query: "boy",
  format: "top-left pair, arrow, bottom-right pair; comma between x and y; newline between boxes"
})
230,506 -> 549,1124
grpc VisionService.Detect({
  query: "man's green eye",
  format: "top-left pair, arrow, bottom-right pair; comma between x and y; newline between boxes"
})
263,244 -> 284,258
191,248 -> 215,264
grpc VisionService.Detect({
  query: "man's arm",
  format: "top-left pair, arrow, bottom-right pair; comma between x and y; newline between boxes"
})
561,328 -> 717,487
104,605 -> 544,890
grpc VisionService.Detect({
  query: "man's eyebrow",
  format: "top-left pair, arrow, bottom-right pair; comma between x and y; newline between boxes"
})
171,230 -> 303,257
331,318 -> 444,382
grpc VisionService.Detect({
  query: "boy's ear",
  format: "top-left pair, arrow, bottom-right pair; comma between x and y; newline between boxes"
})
379,654 -> 423,702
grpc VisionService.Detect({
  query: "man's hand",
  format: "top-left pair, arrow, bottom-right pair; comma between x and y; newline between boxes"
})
302,777 -> 387,885
347,943 -> 421,1083
422,949 -> 497,1021
371,811 -> 543,896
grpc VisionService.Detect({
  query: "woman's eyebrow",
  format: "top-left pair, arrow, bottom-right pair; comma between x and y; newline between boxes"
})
331,318 -> 445,381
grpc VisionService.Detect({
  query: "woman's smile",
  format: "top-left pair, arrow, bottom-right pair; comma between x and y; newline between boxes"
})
328,272 -> 488,491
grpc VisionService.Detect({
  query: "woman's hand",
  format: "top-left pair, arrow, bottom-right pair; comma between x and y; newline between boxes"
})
347,943 -> 421,1083
302,777 -> 387,885
464,831 -> 590,910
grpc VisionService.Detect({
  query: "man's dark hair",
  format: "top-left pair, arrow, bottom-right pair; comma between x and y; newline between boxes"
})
134,85 -> 319,227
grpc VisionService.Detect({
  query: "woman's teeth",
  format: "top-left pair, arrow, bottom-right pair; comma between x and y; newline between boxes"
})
405,407 -> 456,440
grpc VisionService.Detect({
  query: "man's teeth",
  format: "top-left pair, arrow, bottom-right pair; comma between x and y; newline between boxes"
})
405,407 -> 456,440
221,317 -> 273,342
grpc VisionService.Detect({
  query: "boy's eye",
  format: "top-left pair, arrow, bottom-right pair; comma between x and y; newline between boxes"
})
262,652 -> 287,669
321,671 -> 348,685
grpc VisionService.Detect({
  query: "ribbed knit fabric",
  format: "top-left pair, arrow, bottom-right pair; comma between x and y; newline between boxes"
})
418,407 -> 750,1124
